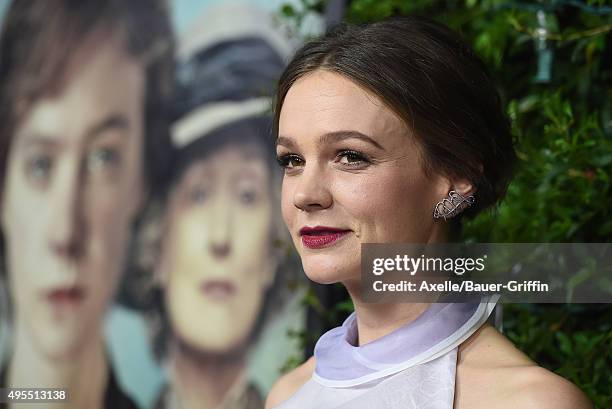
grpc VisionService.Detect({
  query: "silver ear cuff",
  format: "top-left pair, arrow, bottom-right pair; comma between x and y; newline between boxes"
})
433,190 -> 475,220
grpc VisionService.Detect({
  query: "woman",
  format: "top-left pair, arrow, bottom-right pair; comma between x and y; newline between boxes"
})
145,99 -> 293,409
139,7 -> 297,407
266,17 -> 592,409
0,1 -> 174,408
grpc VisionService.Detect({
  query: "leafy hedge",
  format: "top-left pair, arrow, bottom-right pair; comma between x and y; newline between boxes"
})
280,1 -> 612,407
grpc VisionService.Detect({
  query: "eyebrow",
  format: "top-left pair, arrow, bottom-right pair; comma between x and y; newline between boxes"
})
17,114 -> 130,149
277,130 -> 385,151
84,114 -> 130,140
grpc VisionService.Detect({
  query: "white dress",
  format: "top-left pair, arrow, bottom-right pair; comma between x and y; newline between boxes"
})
275,296 -> 498,409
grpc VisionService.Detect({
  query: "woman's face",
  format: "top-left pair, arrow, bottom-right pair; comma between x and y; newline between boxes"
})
277,70 -> 451,286
1,36 -> 145,359
161,142 -> 275,354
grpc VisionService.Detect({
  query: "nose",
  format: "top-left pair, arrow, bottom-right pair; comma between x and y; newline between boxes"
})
207,196 -> 232,260
293,164 -> 332,212
210,242 -> 230,259
47,163 -> 84,260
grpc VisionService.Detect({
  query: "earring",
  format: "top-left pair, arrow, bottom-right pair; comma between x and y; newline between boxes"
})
433,190 -> 475,220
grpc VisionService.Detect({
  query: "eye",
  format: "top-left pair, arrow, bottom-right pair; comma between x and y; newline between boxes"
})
238,188 -> 258,205
276,154 -> 304,170
87,147 -> 121,173
25,154 -> 53,185
337,150 -> 370,166
189,186 -> 208,204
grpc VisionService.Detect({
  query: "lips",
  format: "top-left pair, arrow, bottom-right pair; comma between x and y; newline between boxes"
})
299,226 -> 351,249
201,280 -> 237,301
46,286 -> 86,307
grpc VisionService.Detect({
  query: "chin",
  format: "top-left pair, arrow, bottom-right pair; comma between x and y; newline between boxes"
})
32,327 -> 89,361
180,329 -> 249,356
301,254 -> 359,285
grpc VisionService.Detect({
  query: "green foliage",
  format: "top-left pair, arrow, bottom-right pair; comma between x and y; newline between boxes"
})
503,304 -> 612,408
466,91 -> 612,242
278,0 -> 611,406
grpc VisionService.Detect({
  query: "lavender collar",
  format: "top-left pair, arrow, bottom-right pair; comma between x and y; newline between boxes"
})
313,295 -> 499,387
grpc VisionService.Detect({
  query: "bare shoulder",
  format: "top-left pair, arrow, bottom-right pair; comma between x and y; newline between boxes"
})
265,356 -> 316,409
455,324 -> 592,409
508,365 -> 593,409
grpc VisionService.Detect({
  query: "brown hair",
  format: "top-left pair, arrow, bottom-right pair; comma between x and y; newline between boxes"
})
274,16 -> 516,220
0,0 -> 175,197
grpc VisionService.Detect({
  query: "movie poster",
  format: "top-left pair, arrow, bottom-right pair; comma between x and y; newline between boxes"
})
0,1 -> 308,408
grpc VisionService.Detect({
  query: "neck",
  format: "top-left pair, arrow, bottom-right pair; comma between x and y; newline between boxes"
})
7,321 -> 108,409
169,337 -> 247,409
344,279 -> 430,346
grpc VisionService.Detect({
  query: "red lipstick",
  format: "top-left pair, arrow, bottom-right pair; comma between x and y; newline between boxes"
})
299,226 -> 351,249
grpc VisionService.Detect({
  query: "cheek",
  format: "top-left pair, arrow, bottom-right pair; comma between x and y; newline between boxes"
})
2,168 -> 51,293
163,212 -> 211,342
336,169 -> 437,241
235,204 -> 271,245
2,155 -> 39,242
165,209 -> 206,277
84,215 -> 127,301
281,177 -> 297,231
385,179 -> 437,240
232,205 -> 274,277
81,192 -> 138,304
85,193 -> 131,256
3,195 -> 41,260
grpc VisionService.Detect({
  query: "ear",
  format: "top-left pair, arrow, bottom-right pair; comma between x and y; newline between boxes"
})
451,177 -> 476,197
449,163 -> 483,197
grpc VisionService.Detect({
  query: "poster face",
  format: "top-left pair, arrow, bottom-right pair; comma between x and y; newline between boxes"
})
0,2 -> 305,408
